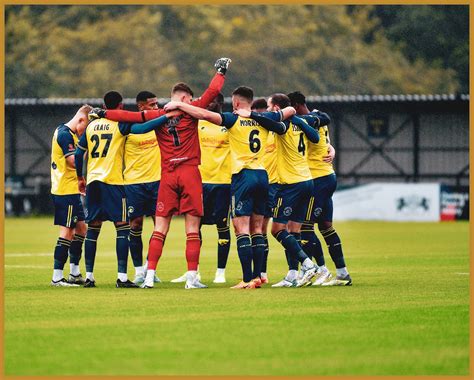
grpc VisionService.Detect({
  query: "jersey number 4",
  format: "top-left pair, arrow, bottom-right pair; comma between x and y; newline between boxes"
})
91,133 -> 112,158
298,133 -> 306,156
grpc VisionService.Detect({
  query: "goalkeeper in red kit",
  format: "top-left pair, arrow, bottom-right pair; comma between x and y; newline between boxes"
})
92,58 -> 231,289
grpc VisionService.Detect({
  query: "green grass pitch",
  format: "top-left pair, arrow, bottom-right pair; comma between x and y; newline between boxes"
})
4,217 -> 470,376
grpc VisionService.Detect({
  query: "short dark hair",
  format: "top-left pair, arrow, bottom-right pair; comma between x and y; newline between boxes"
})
287,91 -> 306,107
172,82 -> 193,97
251,98 -> 267,110
232,86 -> 253,102
136,91 -> 157,104
270,93 -> 290,108
103,91 -> 123,110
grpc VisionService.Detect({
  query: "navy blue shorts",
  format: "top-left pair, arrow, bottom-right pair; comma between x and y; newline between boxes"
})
264,183 -> 280,218
202,183 -> 231,225
52,194 -> 85,228
273,179 -> 314,224
85,181 -> 128,223
306,173 -> 337,223
231,169 -> 269,217
125,181 -> 160,219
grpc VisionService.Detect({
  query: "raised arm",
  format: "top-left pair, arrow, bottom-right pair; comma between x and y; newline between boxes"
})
191,58 -> 231,109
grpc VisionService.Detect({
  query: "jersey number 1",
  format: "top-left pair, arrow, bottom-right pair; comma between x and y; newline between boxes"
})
91,133 -> 112,158
168,126 -> 181,147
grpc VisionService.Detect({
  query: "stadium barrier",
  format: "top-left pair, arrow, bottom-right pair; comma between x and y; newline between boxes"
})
333,183 -> 469,221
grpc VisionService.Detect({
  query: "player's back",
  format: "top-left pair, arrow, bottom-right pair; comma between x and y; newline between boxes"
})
223,114 -> 269,175
263,132 -> 278,184
275,119 -> 312,184
198,119 -> 231,184
124,131 -> 161,185
84,118 -> 130,185
156,113 -> 201,171
51,125 -> 79,195
306,124 -> 334,179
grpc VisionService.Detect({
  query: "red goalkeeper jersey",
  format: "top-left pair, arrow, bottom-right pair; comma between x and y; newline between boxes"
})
106,73 -> 225,172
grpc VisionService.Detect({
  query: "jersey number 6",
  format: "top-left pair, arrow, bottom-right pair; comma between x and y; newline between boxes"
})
249,129 -> 261,153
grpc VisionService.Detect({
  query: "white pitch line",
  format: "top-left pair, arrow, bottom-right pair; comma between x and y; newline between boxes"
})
5,253 -> 51,257
455,273 -> 470,275
5,265 -> 50,269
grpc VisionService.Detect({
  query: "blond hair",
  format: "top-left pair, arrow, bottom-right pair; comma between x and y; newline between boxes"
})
76,104 -> 93,119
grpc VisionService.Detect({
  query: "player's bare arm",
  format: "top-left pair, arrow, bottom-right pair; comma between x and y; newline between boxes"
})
280,106 -> 296,120
322,144 -> 336,163
164,101 -> 223,125
65,155 -> 76,169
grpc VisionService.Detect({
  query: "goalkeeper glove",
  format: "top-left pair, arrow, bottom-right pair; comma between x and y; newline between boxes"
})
88,107 -> 106,121
214,57 -> 232,75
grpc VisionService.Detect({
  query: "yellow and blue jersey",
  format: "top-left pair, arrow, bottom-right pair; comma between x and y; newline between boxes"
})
123,131 -> 161,185
51,124 -> 80,195
263,132 -> 278,184
221,111 -> 282,175
77,118 -> 131,185
275,119 -> 313,185
300,112 -> 334,179
198,119 -> 231,184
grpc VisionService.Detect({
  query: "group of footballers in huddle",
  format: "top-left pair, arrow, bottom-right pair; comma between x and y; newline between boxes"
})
50,57 -> 351,289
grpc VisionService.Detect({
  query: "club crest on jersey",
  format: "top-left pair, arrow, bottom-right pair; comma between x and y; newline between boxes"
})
236,201 -> 243,211
313,208 -> 322,218
157,202 -> 165,212
68,144 -> 75,151
73,216 -> 78,223
283,207 -> 293,216
128,206 -> 135,215
51,162 -> 57,169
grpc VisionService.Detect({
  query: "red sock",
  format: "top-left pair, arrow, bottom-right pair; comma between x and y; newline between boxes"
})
147,231 -> 166,270
186,232 -> 201,271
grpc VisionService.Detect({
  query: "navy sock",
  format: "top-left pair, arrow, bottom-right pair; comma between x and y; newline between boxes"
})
236,234 -> 253,282
129,227 -> 143,267
321,226 -> 346,269
217,225 -> 231,269
284,249 -> 299,271
68,234 -> 85,265
261,234 -> 269,273
85,226 -> 101,272
251,233 -> 265,278
301,223 -> 325,266
275,229 -> 308,264
116,224 -> 130,274
54,237 -> 71,270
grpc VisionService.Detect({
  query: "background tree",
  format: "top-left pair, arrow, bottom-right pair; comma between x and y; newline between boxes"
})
5,5 -> 466,98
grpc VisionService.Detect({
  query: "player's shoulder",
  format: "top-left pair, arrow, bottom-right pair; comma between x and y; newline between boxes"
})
55,124 -> 74,141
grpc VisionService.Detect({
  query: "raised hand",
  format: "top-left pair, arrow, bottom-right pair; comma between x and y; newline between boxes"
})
214,57 -> 232,75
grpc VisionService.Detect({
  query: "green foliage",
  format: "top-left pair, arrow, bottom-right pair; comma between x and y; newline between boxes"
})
371,5 -> 469,93
5,5 -> 464,98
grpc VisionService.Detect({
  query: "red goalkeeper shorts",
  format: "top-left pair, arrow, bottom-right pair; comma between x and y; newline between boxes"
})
155,164 -> 203,217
